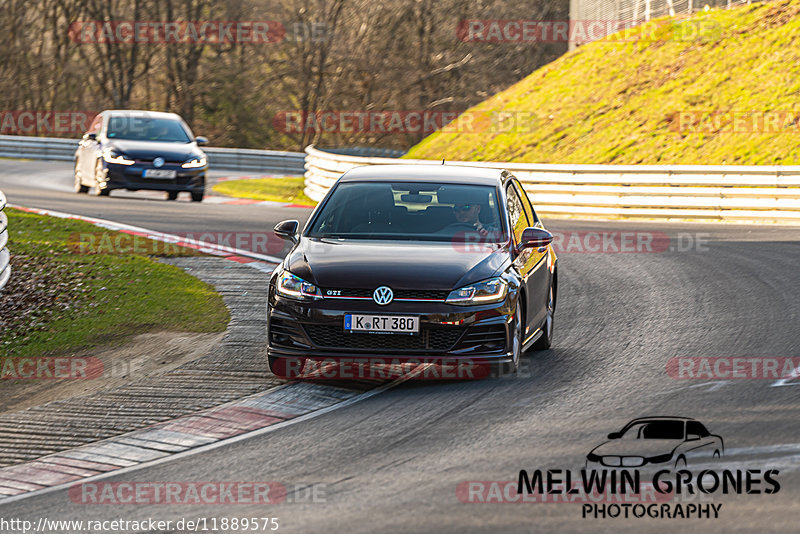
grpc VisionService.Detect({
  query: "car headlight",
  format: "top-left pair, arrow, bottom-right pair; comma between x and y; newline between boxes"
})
276,271 -> 322,300
181,157 -> 207,168
645,453 -> 673,464
446,277 -> 508,305
102,149 -> 135,165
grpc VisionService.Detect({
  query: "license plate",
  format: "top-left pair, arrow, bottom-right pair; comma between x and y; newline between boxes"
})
143,169 -> 176,178
344,314 -> 419,334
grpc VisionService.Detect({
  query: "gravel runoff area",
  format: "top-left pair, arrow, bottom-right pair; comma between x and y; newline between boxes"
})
0,257 -> 281,468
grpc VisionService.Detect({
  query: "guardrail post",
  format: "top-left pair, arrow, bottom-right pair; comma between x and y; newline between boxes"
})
0,189 -> 10,291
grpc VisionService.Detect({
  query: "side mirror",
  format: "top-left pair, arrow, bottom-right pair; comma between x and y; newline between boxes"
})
607,432 -> 621,440
194,136 -> 208,145
274,220 -> 299,244
85,132 -> 98,141
519,227 -> 553,252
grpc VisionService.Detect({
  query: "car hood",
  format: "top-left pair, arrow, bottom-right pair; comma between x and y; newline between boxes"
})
591,439 -> 683,458
106,139 -> 204,161
285,238 -> 509,290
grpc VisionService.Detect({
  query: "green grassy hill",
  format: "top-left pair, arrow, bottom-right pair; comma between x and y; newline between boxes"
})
406,1 -> 800,165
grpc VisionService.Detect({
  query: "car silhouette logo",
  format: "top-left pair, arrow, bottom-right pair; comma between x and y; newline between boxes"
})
586,416 -> 724,471
153,157 -> 165,168
373,286 -> 393,305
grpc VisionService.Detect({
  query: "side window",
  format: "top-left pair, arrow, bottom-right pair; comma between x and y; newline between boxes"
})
514,180 -> 540,225
505,184 -> 530,243
686,421 -> 709,437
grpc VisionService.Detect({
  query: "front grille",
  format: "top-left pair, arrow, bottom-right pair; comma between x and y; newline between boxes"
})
454,324 -> 507,351
304,325 -> 462,352
269,318 -> 310,348
323,288 -> 449,301
134,158 -> 184,165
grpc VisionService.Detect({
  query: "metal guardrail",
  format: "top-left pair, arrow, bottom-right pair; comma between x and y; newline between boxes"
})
0,135 -> 306,174
304,145 -> 800,222
0,189 -> 10,291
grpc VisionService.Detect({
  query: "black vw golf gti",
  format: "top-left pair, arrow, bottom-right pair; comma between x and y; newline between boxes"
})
267,165 -> 558,379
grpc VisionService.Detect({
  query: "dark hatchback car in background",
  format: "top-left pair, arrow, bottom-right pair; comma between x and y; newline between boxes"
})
73,110 -> 208,201
266,165 -> 558,379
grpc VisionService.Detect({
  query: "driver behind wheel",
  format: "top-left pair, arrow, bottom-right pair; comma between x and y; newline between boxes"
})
452,202 -> 491,236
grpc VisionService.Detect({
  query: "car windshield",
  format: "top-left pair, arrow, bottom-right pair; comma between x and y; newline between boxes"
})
306,181 -> 505,242
620,420 -> 685,440
106,116 -> 192,143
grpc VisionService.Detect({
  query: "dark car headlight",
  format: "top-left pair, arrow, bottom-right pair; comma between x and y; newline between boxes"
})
276,271 -> 322,301
102,149 -> 135,165
181,156 -> 207,168
586,452 -> 600,462
645,453 -> 674,464
446,277 -> 508,305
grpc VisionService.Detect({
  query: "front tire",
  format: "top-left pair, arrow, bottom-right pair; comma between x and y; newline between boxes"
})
90,160 -> 110,196
191,189 -> 204,202
74,162 -> 89,193
166,191 -> 179,201
490,307 -> 522,378
532,283 -> 555,350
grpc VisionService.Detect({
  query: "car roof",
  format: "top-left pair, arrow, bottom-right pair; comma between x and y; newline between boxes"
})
339,164 -> 507,186
103,110 -> 183,120
625,416 -> 698,424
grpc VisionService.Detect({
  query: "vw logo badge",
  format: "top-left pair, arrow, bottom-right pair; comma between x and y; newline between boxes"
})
373,286 -> 393,306
153,157 -> 165,168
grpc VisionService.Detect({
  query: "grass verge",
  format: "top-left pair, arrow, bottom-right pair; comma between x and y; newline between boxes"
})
213,176 -> 316,205
0,209 -> 230,357
406,1 -> 800,165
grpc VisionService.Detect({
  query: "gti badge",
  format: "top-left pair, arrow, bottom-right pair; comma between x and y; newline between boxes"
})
153,157 -> 165,168
373,286 -> 393,305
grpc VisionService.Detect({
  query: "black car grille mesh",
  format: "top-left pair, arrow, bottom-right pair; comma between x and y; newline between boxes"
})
269,318 -> 310,348
454,324 -> 507,351
323,288 -> 449,300
304,325 -> 462,352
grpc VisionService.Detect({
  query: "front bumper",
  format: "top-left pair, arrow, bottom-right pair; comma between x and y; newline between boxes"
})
267,294 -> 516,365
102,161 -> 206,192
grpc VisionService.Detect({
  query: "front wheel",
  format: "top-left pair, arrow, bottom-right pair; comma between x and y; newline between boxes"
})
166,191 -> 179,201
74,162 -> 89,193
490,307 -> 522,378
191,189 -> 204,202
90,160 -> 110,196
532,283 -> 555,350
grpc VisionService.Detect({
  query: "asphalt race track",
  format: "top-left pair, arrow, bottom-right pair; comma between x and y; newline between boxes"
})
1,160 -> 799,533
